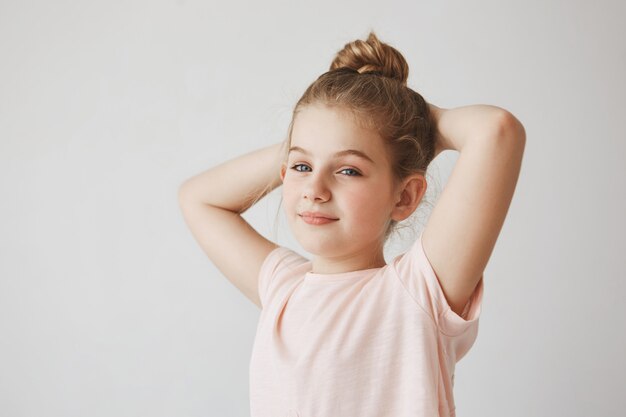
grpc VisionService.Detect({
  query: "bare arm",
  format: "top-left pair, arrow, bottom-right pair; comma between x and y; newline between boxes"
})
179,140 -> 286,213
428,103 -> 512,155
422,104 -> 526,316
178,141 -> 287,309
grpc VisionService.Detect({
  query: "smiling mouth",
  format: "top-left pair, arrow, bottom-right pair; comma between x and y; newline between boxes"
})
299,214 -> 339,225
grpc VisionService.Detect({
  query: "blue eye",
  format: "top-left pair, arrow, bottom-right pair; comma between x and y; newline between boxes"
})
339,168 -> 361,177
291,164 -> 311,172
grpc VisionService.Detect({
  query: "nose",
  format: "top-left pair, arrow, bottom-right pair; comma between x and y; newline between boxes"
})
302,172 -> 331,202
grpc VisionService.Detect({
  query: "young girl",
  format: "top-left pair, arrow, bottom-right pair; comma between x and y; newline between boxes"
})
178,32 -> 525,417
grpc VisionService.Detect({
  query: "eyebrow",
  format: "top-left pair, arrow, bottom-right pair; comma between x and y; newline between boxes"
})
288,146 -> 375,164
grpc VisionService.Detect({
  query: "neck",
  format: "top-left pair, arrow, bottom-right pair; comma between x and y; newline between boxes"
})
309,248 -> 387,275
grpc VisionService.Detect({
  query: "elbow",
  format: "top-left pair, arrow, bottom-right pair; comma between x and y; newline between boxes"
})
493,109 -> 526,146
177,182 -> 196,206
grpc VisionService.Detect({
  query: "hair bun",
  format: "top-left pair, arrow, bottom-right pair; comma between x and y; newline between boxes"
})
330,31 -> 409,85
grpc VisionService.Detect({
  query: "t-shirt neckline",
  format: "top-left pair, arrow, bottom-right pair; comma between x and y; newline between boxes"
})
304,263 -> 386,282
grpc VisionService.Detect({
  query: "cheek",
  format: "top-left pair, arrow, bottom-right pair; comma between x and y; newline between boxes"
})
281,183 -> 301,215
350,184 -> 391,219
281,181 -> 298,201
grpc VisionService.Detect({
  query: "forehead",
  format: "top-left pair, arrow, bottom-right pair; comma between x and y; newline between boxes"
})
290,104 -> 385,160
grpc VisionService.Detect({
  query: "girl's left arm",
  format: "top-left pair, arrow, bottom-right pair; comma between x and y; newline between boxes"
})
422,104 -> 526,317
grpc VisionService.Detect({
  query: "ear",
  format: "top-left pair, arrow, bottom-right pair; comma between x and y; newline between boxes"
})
390,174 -> 427,222
280,163 -> 287,182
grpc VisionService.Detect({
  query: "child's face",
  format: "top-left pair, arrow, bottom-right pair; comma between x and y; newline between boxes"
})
280,104 -> 399,261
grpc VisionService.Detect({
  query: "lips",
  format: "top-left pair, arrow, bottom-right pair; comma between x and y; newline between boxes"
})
299,211 -> 339,226
299,211 -> 338,220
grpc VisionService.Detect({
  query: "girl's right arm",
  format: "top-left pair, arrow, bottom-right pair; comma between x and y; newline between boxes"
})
178,141 -> 286,309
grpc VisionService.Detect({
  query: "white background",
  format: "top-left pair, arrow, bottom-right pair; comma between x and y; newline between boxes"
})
1,0 -> 624,416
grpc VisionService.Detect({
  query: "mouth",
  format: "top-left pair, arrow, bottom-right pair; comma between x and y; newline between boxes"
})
298,211 -> 339,220
298,213 -> 339,225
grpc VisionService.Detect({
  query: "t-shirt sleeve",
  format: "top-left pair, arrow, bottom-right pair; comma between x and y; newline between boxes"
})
393,231 -> 484,339
258,246 -> 307,309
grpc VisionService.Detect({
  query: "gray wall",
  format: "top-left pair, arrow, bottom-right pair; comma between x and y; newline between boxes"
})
1,0 -> 624,416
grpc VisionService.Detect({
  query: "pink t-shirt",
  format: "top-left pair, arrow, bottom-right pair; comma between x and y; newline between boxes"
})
249,231 -> 484,417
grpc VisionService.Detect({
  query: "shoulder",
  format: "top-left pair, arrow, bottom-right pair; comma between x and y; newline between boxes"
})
260,246 -> 309,277
258,246 -> 310,308
390,232 -> 484,337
